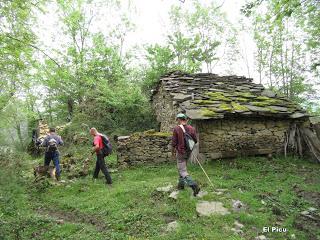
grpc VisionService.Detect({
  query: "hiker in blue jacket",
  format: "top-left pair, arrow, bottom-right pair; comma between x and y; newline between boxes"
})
41,128 -> 64,181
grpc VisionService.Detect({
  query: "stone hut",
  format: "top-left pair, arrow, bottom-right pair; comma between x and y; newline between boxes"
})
151,71 -> 309,160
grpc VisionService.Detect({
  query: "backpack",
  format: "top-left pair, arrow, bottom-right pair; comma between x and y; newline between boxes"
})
100,134 -> 112,156
179,125 -> 196,151
47,138 -> 58,152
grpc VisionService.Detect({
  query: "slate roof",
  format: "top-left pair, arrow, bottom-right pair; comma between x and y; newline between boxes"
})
151,71 -> 308,120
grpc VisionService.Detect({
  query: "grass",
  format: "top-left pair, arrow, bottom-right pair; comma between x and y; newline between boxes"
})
0,153 -> 319,240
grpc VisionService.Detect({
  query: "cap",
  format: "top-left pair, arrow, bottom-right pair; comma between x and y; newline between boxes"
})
176,113 -> 187,120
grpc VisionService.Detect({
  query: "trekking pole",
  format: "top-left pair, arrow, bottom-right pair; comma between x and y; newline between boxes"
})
194,155 -> 215,189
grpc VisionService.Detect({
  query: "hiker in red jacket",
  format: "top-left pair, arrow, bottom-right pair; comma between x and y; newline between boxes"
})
172,113 -> 200,196
90,127 -> 112,186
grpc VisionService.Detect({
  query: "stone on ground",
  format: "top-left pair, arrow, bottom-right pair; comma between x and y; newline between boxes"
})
196,201 -> 230,216
234,220 -> 244,229
213,191 -> 223,195
231,228 -> 243,234
56,219 -> 64,224
169,191 -> 179,200
232,199 -> 246,212
255,235 -> 267,240
196,190 -> 208,198
215,188 -> 228,192
231,220 -> 244,234
166,221 -> 178,232
157,184 -> 173,193
308,207 -> 317,212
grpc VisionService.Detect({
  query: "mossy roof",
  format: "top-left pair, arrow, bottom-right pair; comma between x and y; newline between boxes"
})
151,71 -> 308,120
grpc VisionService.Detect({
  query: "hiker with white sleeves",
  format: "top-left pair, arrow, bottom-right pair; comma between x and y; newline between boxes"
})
171,113 -> 200,196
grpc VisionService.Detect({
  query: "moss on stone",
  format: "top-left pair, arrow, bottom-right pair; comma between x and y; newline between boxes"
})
201,108 -> 217,117
251,101 -> 270,107
231,102 -> 249,111
146,132 -> 172,137
206,92 -> 231,102
218,103 -> 232,111
266,107 -> 278,113
256,96 -> 271,101
234,97 -> 249,102
236,92 -> 255,98
144,129 -> 171,137
251,98 -> 280,107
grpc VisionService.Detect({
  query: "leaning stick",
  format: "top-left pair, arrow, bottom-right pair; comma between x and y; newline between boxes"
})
194,155 -> 215,189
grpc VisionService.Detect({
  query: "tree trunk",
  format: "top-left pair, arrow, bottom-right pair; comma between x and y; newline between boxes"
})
16,122 -> 24,149
67,98 -> 74,122
289,43 -> 295,99
269,46 -> 274,87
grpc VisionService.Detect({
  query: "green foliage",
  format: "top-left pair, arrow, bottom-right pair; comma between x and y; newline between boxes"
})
35,1 -> 156,135
142,44 -> 175,93
169,0 -> 238,73
242,0 -> 319,107
0,98 -> 37,150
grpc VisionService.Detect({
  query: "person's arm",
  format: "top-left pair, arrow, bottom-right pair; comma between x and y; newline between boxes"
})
171,128 -> 178,158
40,136 -> 48,147
58,136 -> 64,146
91,136 -> 100,154
191,127 -> 198,144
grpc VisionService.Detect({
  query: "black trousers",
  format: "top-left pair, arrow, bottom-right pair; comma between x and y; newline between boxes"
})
93,153 -> 112,184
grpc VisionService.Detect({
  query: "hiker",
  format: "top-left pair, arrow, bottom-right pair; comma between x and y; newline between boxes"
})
90,127 -> 112,186
41,127 -> 64,181
172,113 -> 200,196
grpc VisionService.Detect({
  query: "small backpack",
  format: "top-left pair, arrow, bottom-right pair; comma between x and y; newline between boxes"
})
179,125 -> 196,151
100,134 -> 112,156
47,138 -> 58,152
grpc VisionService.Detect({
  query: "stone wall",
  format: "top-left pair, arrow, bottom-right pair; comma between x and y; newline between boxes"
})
116,119 -> 306,166
152,84 -> 178,132
117,131 -> 172,167
195,118 -> 292,159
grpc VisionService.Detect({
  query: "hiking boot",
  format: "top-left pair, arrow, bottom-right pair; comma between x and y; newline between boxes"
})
177,177 -> 185,190
177,183 -> 185,190
191,184 -> 200,196
56,175 -> 61,181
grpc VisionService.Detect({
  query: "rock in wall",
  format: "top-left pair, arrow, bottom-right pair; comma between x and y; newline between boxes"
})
152,85 -> 178,132
117,130 -> 172,167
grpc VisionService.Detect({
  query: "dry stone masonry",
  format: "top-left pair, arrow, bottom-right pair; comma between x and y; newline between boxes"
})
197,118 -> 291,159
117,130 -> 172,167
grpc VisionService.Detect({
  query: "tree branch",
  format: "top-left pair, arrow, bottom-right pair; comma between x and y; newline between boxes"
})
5,34 -> 61,68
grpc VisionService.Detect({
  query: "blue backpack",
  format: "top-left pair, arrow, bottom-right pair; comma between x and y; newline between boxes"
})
100,134 -> 112,156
